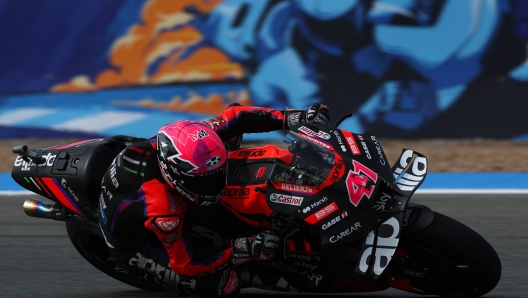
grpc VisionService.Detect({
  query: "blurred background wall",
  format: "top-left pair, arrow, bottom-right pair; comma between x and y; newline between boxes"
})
1,0 -> 527,140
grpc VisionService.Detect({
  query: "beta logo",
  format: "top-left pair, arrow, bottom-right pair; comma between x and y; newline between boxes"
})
305,202 -> 338,225
152,216 -> 181,234
270,193 -> 303,206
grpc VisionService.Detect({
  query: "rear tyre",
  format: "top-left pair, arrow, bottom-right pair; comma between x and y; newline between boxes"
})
66,222 -> 169,292
389,212 -> 501,296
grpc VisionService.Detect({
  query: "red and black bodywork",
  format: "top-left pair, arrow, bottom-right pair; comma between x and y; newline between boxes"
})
220,123 -> 428,279
11,136 -> 136,221
10,124 -> 501,296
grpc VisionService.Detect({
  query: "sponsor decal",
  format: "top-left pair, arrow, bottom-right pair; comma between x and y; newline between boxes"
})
360,141 -> 371,159
298,134 -> 332,149
357,217 -> 400,276
190,129 -> 209,141
322,211 -> 348,230
223,187 -> 250,198
357,135 -> 371,159
129,252 -> 195,289
109,158 -> 120,189
299,271 -> 323,286
373,192 -> 391,211
303,206 -> 311,213
305,202 -> 338,224
370,135 -> 386,165
14,153 -> 56,171
342,131 -> 361,155
402,204 -> 415,227
310,196 -> 328,209
329,221 -> 362,243
393,150 -> 427,192
151,215 -> 181,234
237,149 -> 266,158
346,160 -> 378,207
330,158 -> 345,183
254,166 -> 266,178
101,185 -> 113,201
60,178 -> 79,202
295,261 -> 318,270
99,193 -> 107,224
205,155 -> 222,170
333,131 -> 347,152
202,117 -> 224,129
162,232 -> 181,246
287,111 -> 302,128
269,193 -> 304,206
175,184 -> 195,202
279,183 -> 314,194
298,126 -> 331,140
287,253 -> 318,261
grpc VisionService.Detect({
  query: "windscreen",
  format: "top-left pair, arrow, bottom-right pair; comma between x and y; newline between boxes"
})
281,132 -> 335,187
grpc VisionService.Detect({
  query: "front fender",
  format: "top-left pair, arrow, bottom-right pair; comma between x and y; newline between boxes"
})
402,203 -> 434,233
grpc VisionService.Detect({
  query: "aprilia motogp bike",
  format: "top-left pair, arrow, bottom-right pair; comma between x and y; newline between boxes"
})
11,123 -> 501,296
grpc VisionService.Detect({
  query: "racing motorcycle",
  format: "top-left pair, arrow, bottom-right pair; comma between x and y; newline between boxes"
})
11,123 -> 501,296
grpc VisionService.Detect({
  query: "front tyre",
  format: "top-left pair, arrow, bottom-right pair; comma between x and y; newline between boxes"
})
66,222 -> 169,292
389,212 -> 501,297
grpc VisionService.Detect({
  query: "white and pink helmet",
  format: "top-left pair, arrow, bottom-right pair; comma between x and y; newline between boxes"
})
156,120 -> 227,206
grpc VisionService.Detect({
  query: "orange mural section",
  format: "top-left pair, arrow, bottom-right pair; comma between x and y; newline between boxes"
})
112,89 -> 251,114
52,0 -> 244,93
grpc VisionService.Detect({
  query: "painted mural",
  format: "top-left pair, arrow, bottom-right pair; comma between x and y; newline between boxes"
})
1,0 -> 528,139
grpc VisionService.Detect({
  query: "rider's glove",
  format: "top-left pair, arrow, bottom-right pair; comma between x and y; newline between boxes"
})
231,231 -> 280,265
284,103 -> 331,130
223,103 -> 243,150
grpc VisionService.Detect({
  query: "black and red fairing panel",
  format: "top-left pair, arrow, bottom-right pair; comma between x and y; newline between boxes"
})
11,136 -> 134,220
220,145 -> 298,226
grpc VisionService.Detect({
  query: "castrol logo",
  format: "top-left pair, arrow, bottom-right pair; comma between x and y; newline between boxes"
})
270,193 -> 303,206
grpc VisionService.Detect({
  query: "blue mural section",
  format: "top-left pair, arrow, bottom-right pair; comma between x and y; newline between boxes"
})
0,0 -> 144,94
1,0 -> 528,139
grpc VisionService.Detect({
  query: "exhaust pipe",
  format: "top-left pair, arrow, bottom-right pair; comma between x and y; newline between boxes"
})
23,198 -> 65,220
23,198 -> 103,237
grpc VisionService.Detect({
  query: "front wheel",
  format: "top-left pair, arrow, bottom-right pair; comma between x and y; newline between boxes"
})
66,222 -> 169,292
388,212 -> 501,296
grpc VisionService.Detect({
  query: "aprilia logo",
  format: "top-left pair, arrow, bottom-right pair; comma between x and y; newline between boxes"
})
330,159 -> 344,183
393,150 -> 427,192
223,187 -> 250,198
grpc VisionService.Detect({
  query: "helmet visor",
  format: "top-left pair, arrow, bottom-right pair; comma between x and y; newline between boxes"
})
174,165 -> 226,205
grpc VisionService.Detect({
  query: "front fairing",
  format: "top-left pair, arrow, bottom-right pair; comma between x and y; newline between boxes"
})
263,124 -> 406,247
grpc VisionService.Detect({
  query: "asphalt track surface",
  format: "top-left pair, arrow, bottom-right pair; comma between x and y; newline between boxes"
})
1,194 -> 526,298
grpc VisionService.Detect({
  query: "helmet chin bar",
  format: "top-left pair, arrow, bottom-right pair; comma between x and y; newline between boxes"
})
174,181 -> 224,206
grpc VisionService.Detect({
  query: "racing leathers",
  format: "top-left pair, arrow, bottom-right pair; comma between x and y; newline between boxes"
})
98,104 -> 330,297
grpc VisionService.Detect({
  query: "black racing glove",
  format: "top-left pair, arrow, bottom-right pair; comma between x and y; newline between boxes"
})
231,231 -> 280,265
223,103 -> 243,150
284,103 -> 331,130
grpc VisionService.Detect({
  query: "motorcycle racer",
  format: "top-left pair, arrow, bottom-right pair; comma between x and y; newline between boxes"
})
98,103 -> 331,297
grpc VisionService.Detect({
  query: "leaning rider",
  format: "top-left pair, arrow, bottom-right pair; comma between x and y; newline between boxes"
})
98,103 -> 331,297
